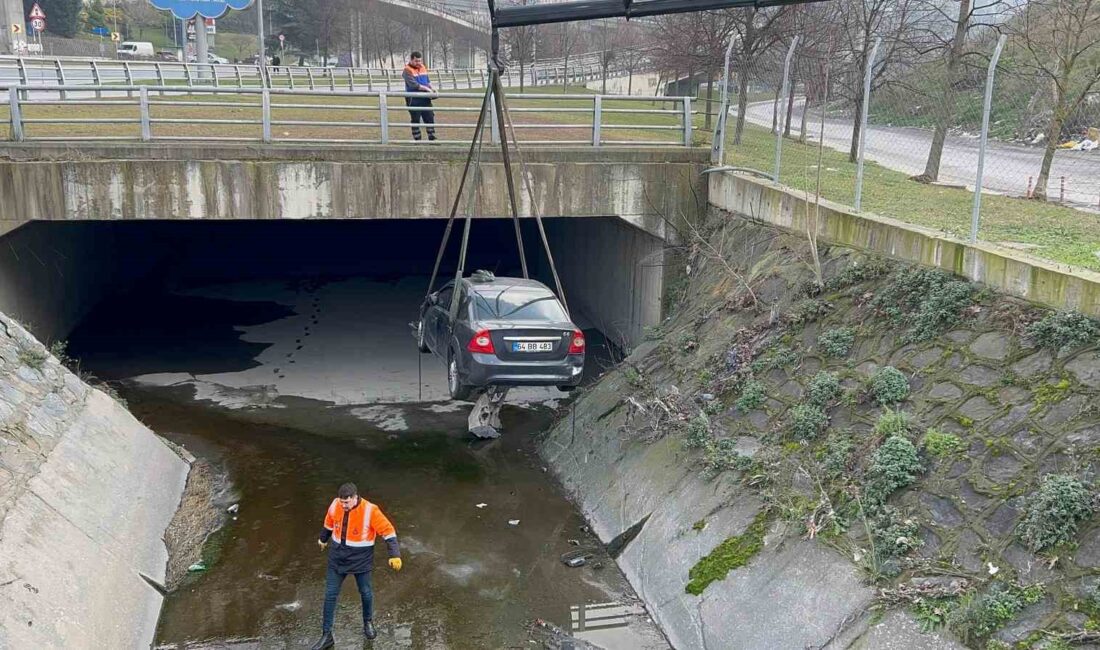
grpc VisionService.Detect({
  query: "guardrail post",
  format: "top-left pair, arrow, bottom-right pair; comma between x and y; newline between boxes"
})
382,68 -> 390,91
378,91 -> 389,144
89,61 -> 102,99
16,57 -> 26,86
307,67 -> 315,90
286,66 -> 294,90
9,88 -> 23,142
466,69 -> 472,89
122,61 -> 132,97
971,34 -> 1008,243
347,67 -> 354,91
262,88 -> 272,143
54,59 -> 67,99
853,37 -> 880,211
365,68 -> 372,91
139,86 -> 151,141
234,64 -> 244,88
682,96 -> 693,146
154,62 -> 166,94
211,64 -> 220,89
329,67 -> 336,92
592,95 -> 602,146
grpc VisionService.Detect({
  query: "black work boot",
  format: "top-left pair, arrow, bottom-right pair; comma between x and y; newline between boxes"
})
309,631 -> 335,650
364,620 -> 377,640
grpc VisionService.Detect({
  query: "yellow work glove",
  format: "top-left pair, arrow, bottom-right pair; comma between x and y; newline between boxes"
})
388,558 -> 403,571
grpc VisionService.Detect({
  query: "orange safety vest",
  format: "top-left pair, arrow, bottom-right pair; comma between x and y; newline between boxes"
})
324,498 -> 397,548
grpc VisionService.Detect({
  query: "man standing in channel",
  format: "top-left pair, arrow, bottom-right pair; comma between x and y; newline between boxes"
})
309,482 -> 402,649
402,51 -> 438,141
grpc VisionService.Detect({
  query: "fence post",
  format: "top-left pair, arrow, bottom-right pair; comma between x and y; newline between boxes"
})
378,91 -> 389,144
307,67 -> 316,90
54,59 -> 67,99
711,34 -> 737,165
16,57 -> 26,86
122,61 -> 132,97
234,64 -> 244,88
261,88 -> 272,143
854,37 -> 881,211
682,96 -> 693,146
9,88 -> 23,142
154,62 -> 166,95
592,95 -> 602,146
139,86 -> 151,141
970,34 -> 1007,243
347,67 -> 355,91
773,36 -> 799,184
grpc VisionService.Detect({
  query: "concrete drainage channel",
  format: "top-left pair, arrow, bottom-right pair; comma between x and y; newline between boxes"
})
0,218 -> 671,648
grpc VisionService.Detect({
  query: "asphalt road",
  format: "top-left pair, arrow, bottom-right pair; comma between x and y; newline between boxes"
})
739,100 -> 1100,211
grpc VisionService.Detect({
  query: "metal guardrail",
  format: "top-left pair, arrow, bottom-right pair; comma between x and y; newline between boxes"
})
0,56 -> 649,94
3,85 -> 694,146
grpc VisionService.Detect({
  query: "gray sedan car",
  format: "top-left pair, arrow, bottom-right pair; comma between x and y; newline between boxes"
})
416,272 -> 585,400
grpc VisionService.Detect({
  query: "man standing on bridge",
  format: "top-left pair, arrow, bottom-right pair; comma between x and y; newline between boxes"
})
403,51 -> 438,142
309,482 -> 402,649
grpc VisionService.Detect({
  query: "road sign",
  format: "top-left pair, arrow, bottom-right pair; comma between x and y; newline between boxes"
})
146,0 -> 254,20
110,31 -> 121,42
28,3 -> 44,19
30,17 -> 44,32
10,23 -> 20,33
91,26 -> 109,36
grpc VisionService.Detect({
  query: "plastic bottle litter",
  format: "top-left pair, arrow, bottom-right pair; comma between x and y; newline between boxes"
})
187,562 -> 207,572
226,503 -> 240,514
508,519 -> 521,526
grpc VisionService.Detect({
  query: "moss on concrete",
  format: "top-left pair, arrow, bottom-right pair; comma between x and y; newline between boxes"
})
685,510 -> 770,596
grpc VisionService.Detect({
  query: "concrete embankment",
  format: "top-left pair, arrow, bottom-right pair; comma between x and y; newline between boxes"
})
0,313 -> 188,648
541,212 -> 1100,649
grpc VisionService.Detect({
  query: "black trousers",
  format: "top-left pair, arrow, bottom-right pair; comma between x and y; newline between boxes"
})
405,97 -> 436,140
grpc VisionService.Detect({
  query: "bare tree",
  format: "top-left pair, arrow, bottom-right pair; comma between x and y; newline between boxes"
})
500,1 -> 537,92
1014,0 -> 1100,200
556,21 -> 580,91
913,0 -> 1009,182
837,0 -> 923,163
614,22 -> 650,95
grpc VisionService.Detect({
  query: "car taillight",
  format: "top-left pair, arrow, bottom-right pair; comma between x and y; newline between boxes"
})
568,330 -> 585,354
467,329 -> 495,354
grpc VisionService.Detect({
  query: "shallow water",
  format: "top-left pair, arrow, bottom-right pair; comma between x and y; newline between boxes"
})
68,275 -> 664,650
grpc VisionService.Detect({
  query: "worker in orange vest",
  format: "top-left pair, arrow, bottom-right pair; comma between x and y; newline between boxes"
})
309,482 -> 402,649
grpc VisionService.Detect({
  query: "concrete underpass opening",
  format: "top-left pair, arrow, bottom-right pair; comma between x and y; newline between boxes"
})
2,217 -> 664,404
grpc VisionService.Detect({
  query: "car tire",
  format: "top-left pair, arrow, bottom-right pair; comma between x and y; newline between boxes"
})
416,320 -> 430,353
448,350 -> 473,401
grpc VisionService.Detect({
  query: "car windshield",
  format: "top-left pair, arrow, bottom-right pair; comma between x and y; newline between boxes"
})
472,286 -> 567,322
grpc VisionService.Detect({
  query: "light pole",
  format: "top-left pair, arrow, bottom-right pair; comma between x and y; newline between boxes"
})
257,0 -> 266,76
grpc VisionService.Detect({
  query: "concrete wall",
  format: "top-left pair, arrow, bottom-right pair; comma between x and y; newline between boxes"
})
0,222 -> 170,343
545,217 -> 664,349
0,144 -> 708,240
0,313 -> 188,649
709,171 -> 1100,317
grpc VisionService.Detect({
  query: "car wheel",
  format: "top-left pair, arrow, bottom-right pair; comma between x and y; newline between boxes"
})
416,320 -> 430,353
448,350 -> 473,401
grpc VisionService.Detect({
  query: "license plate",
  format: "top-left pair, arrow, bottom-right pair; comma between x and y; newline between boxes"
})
512,341 -> 554,352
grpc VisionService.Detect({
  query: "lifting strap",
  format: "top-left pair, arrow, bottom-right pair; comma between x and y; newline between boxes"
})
425,58 -> 571,317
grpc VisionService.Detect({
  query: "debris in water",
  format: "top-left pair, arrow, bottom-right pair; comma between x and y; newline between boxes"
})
476,503 -> 488,509
227,503 -> 239,514
508,519 -> 521,526
565,556 -> 586,568
187,562 -> 207,572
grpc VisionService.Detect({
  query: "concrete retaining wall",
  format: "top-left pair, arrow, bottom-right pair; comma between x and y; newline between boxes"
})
0,144 -> 708,240
708,171 -> 1100,317
0,313 -> 188,649
544,217 -> 664,349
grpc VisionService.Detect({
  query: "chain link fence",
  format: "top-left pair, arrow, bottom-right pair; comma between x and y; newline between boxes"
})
710,29 -> 1100,271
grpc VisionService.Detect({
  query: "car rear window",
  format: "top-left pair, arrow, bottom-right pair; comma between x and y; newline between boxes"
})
472,287 -> 568,321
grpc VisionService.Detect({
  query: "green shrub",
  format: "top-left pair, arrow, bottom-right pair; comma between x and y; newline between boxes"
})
1017,473 -> 1094,552
807,371 -> 841,407
789,403 -> 828,440
735,380 -> 766,412
683,413 -> 712,449
923,429 -> 967,458
824,435 -> 853,478
751,345 -> 799,373
872,267 -> 979,343
873,409 -> 912,437
790,299 -> 830,324
871,366 -> 910,405
912,597 -> 958,632
865,435 -> 922,507
703,438 -> 753,478
818,327 -> 856,358
823,258 -> 892,292
1026,310 -> 1100,352
946,582 -> 1044,643
868,506 -> 922,574
18,347 -> 47,370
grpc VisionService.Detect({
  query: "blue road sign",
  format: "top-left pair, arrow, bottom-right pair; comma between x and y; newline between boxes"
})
91,26 -> 109,36
148,0 -> 253,20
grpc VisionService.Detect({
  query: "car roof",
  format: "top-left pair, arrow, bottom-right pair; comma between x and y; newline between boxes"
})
462,276 -> 553,294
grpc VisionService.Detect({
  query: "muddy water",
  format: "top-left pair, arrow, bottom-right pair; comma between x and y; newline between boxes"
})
67,277 -> 665,650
